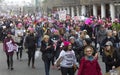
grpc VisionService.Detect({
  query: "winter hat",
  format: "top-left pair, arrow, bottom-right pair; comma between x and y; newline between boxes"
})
105,41 -> 113,46
85,18 -> 91,25
63,41 -> 71,47
69,36 -> 75,40
54,30 -> 59,33
114,18 -> 119,23
83,30 -> 87,32
60,41 -> 71,47
2,26 -> 6,29
10,23 -> 13,26
28,27 -> 34,32
98,19 -> 103,24
17,23 -> 22,28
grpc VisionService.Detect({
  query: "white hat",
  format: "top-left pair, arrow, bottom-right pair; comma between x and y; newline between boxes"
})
105,41 -> 113,46
10,23 -> 13,26
83,30 -> 87,32
2,26 -> 6,29
69,36 -> 75,40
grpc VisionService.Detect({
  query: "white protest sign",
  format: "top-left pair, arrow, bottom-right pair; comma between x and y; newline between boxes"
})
58,10 -> 66,20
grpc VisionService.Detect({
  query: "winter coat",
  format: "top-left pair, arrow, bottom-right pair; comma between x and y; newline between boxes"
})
71,42 -> 82,62
3,37 -> 16,55
103,49 -> 118,72
85,25 -> 93,38
25,33 -> 37,48
101,36 -> 115,47
97,29 -> 107,44
77,57 -> 102,75
40,40 -> 54,61
113,35 -> 120,43
76,38 -> 84,50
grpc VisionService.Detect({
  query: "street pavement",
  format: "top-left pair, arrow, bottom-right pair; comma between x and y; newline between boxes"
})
0,43 -> 106,75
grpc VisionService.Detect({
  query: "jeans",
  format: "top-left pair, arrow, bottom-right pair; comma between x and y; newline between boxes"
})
61,67 -> 74,75
16,47 -> 23,60
6,53 -> 13,69
37,37 -> 41,48
44,60 -> 51,75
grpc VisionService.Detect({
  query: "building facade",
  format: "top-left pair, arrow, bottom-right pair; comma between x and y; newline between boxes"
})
43,0 -> 120,21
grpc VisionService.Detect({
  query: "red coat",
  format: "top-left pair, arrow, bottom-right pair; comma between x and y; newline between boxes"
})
77,57 -> 102,75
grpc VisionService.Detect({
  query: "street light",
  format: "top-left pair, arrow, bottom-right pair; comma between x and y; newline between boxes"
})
35,0 -> 39,12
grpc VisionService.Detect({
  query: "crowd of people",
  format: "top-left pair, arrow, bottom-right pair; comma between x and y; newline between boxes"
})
1,14 -> 120,75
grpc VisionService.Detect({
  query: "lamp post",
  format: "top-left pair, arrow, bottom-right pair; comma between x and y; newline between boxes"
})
35,0 -> 39,12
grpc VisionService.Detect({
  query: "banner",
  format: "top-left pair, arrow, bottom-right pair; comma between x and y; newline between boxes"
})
6,40 -> 18,52
58,10 -> 66,20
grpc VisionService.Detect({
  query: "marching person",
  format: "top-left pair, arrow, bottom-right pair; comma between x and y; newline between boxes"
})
113,30 -> 120,49
55,41 -> 78,75
69,36 -> 80,62
51,30 -> 60,68
77,46 -> 102,75
97,25 -> 107,55
40,35 -> 54,75
25,27 -> 37,69
102,41 -> 118,72
3,32 -> 17,70
101,30 -> 115,62
14,23 -> 24,60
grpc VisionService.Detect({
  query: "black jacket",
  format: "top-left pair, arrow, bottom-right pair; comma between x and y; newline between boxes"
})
103,49 -> 118,72
25,33 -> 37,48
101,36 -> 115,47
40,40 -> 54,61
40,40 -> 54,54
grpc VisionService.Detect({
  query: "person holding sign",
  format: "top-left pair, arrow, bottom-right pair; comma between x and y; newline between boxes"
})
3,32 -> 17,70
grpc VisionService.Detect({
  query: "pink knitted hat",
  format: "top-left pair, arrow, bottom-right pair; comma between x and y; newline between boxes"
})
54,30 -> 59,33
17,23 -> 22,28
28,27 -> 34,32
63,41 -> 71,47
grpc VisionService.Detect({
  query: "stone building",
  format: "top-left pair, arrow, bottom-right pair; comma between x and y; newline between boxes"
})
42,0 -> 120,21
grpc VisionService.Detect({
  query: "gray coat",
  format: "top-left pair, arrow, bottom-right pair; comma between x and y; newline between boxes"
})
97,29 -> 107,44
